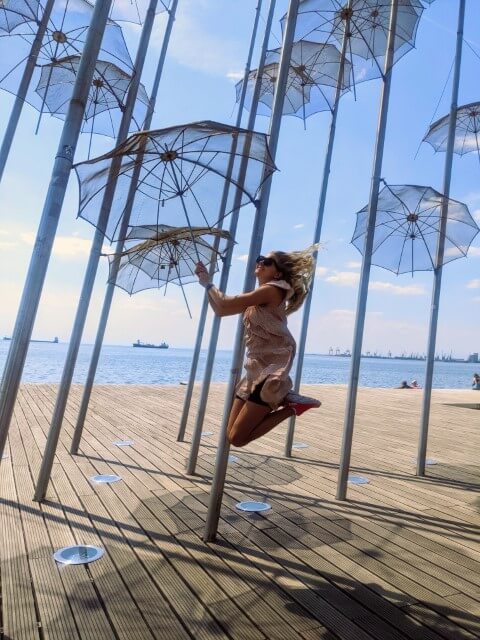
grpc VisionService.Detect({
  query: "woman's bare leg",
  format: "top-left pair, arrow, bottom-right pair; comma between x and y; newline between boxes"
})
242,406 -> 295,444
227,397 -> 246,441
228,402 -> 294,447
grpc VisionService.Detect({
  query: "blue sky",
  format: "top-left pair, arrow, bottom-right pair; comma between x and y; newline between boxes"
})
0,0 -> 479,357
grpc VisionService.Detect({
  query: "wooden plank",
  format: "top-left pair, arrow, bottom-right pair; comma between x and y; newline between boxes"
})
1,383 -> 478,640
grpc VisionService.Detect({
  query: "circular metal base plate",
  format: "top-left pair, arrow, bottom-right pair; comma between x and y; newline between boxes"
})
348,475 -> 370,485
236,501 -> 271,512
53,545 -> 104,565
412,457 -> 438,465
90,474 -> 122,484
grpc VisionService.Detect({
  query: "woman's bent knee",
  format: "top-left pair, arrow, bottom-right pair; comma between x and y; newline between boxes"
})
228,430 -> 247,448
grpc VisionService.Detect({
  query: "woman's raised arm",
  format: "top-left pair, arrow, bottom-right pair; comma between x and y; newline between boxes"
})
206,285 -> 282,317
195,261 -> 282,316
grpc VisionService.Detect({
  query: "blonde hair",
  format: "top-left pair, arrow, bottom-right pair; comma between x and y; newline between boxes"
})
272,244 -> 320,315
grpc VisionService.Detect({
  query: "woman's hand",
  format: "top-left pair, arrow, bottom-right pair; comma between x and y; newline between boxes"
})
195,261 -> 210,288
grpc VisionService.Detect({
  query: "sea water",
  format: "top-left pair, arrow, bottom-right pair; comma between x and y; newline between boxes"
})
0,342 -> 476,389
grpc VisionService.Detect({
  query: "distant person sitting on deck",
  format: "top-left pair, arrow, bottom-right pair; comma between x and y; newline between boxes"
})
397,380 -> 412,389
410,379 -> 421,389
195,246 -> 321,448
472,373 -> 480,390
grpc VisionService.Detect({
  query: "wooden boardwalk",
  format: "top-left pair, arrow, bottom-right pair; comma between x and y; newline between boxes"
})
1,383 -> 479,640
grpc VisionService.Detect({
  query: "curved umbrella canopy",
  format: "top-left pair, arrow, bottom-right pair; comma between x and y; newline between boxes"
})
423,101 -> 480,157
108,225 -> 232,299
0,0 -> 132,98
236,40 -> 352,123
351,183 -> 479,274
0,0 -> 39,32
74,120 -> 278,242
109,0 -> 169,24
34,55 -> 149,138
283,0 -> 424,84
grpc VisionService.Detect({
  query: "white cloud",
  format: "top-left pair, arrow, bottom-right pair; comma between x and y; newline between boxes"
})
444,245 -> 476,258
315,266 -> 329,277
293,223 -> 305,229
20,233 -> 110,259
236,254 -> 249,263
473,208 -> 480,222
346,261 -> 362,269
466,246 -> 480,257
304,307 -> 432,356
325,271 -> 360,286
226,70 -> 244,82
0,240 -> 18,249
323,271 -> 425,295
370,281 -> 426,296
329,309 -> 354,318
467,279 -> 480,289
159,0 -> 244,76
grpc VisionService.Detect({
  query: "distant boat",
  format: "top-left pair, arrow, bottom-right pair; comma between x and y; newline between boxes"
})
133,339 -> 169,349
3,336 -> 59,344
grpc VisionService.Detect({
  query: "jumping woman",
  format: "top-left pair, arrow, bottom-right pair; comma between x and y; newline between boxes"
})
195,246 -> 321,448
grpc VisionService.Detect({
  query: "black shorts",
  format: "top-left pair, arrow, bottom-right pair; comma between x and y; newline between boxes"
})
237,379 -> 269,407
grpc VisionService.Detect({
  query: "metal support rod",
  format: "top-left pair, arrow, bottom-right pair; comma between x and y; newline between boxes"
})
417,0 -> 465,477
284,2 -> 351,458
33,0 -> 161,501
336,0 -> 399,501
0,0 -> 114,467
70,0 -> 179,455
176,0 -> 265,443
0,0 -> 56,183
203,0 -> 300,542
183,0 -> 276,464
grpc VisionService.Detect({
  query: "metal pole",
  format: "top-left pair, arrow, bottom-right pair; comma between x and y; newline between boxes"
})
336,0 -> 399,501
417,0 -> 465,476
203,0 -> 300,542
71,0 -> 178,450
33,0 -> 161,501
0,0 -> 55,183
0,0 -> 114,466
284,3 -> 352,458
177,0 -> 264,442
70,0 -> 179,455
183,0 -> 276,462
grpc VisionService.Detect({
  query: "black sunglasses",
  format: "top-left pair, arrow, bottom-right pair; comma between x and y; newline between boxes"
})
255,255 -> 278,268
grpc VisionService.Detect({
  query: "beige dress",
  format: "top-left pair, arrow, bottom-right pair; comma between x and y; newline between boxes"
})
235,280 -> 296,410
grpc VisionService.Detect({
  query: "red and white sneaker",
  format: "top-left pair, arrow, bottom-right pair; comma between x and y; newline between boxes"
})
284,391 -> 321,417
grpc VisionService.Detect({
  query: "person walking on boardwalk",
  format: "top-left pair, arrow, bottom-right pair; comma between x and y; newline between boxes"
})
195,246 -> 321,448
472,373 -> 480,390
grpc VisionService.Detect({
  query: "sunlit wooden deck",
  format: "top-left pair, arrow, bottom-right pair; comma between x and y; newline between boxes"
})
1,383 -> 479,639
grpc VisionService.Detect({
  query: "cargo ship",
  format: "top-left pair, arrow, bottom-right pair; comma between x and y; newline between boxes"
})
133,339 -> 169,349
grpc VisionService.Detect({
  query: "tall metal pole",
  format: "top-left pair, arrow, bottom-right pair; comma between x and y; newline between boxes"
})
203,0 -> 300,543
70,0 -> 179,455
33,0 -> 162,501
176,0 -> 265,443
336,0 -> 399,501
417,0 -> 465,476
0,0 -> 55,183
185,0 -> 276,472
0,0 -> 114,466
284,3 -> 352,458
